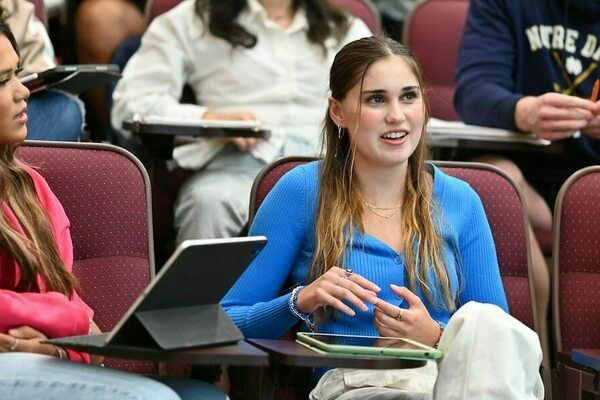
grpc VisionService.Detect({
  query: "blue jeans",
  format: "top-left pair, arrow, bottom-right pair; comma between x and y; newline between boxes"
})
26,90 -> 85,141
0,353 -> 227,400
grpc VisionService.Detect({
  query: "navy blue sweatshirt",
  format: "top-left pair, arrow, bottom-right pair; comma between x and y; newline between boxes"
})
454,0 -> 600,157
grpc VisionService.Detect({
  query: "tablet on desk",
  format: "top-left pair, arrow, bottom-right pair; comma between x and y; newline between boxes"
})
123,115 -> 271,139
296,332 -> 442,360
20,64 -> 121,95
141,115 -> 265,130
45,236 -> 267,352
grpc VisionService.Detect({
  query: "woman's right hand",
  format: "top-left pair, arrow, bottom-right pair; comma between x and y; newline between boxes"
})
0,322 -> 105,364
296,267 -> 380,316
203,110 -> 261,151
0,326 -> 57,357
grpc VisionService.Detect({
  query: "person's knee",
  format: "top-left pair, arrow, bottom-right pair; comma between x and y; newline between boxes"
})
452,302 -> 540,347
0,354 -> 182,400
75,0 -> 144,62
181,183 -> 244,218
480,156 -> 526,187
76,0 -> 144,32
26,92 -> 84,141
454,301 -> 505,326
50,92 -> 84,121
175,179 -> 249,241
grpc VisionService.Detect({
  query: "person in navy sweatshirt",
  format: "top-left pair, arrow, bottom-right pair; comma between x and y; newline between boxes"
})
455,0 -> 600,368
455,0 -> 600,202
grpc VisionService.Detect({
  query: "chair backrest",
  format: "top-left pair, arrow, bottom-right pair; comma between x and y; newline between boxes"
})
249,157 -> 537,332
435,161 -> 535,330
15,141 -> 156,374
552,167 -> 600,355
144,0 -> 180,26
403,0 -> 470,120
144,0 -> 381,32
329,0 -> 381,33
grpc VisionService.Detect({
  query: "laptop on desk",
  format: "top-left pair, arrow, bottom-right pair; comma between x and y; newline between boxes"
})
45,236 -> 266,352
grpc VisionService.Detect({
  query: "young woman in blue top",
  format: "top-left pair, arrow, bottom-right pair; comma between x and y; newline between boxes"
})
223,36 -> 544,398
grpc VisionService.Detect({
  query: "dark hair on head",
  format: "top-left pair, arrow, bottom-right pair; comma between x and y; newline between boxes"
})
0,22 -> 20,59
194,0 -> 349,50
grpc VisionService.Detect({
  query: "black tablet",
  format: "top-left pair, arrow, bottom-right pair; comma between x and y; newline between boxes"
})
21,64 -> 121,95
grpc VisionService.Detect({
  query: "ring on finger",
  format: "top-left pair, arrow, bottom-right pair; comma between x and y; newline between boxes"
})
9,338 -> 19,352
344,268 -> 354,278
395,308 -> 404,321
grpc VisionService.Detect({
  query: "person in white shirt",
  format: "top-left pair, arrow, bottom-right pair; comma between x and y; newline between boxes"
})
111,0 -> 371,242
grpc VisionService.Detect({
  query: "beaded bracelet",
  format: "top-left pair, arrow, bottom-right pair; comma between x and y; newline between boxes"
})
288,286 -> 315,330
434,321 -> 445,349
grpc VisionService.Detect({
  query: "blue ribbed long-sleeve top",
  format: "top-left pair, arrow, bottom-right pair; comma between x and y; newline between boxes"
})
221,161 -> 508,339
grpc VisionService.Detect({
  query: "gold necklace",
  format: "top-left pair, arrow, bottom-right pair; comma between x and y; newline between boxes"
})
362,200 -> 402,211
362,200 -> 402,220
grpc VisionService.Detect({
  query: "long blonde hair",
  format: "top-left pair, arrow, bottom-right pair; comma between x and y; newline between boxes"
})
310,36 -> 453,323
0,24 -> 78,296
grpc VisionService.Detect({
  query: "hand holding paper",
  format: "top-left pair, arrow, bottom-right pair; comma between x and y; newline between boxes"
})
202,110 -> 262,151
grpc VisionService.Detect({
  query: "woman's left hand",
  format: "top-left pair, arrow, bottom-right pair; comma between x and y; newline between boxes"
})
373,285 -> 441,347
0,326 -> 58,357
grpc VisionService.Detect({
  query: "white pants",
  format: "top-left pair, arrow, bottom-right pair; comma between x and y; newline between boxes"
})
310,302 -> 545,400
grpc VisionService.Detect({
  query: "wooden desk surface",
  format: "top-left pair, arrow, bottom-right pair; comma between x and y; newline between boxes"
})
431,137 -> 565,154
427,118 -> 565,154
123,120 -> 270,139
572,348 -> 600,371
54,340 -> 268,367
248,339 -> 427,369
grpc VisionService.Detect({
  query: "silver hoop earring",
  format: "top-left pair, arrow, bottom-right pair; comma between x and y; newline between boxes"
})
338,126 -> 344,139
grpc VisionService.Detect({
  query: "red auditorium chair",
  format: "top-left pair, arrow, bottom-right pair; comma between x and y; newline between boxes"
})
403,0 -> 469,121
249,157 -> 548,398
328,0 -> 381,33
16,141 -> 157,374
552,166 -> 600,399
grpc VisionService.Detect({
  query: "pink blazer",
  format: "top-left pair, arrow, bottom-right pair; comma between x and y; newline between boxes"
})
0,166 -> 94,363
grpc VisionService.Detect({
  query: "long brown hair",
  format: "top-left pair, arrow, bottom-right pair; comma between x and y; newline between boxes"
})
311,36 -> 453,323
194,0 -> 349,50
0,23 -> 78,296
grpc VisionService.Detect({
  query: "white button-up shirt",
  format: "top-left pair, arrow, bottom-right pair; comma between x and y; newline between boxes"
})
111,0 -> 371,168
